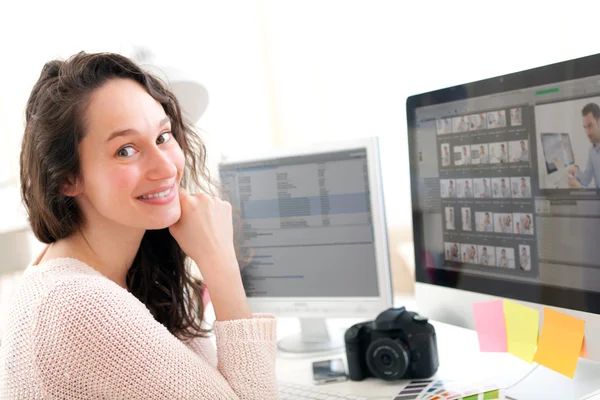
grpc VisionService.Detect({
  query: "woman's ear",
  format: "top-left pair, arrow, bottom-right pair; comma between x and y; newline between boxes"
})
62,176 -> 82,197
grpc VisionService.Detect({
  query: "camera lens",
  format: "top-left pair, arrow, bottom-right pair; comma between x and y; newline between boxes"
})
365,338 -> 410,381
381,354 -> 392,366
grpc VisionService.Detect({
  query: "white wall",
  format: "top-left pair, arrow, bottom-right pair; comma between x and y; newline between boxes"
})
1,0 -> 600,231
0,0 -> 274,231
257,0 -> 600,227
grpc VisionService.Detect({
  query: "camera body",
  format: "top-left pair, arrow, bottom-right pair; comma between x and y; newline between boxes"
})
345,307 -> 439,381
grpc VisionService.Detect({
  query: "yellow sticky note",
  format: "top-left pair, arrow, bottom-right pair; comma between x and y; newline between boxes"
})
533,308 -> 585,378
503,300 -> 539,363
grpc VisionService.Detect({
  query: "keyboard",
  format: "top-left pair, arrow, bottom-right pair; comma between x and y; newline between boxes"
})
278,381 -> 369,400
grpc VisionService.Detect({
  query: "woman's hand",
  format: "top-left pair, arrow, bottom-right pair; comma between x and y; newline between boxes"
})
169,187 -> 235,263
169,187 -> 251,320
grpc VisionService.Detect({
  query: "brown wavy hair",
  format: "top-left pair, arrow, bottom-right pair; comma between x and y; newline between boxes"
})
20,51 -> 212,340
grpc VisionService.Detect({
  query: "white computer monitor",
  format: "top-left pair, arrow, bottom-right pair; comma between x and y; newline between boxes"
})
406,53 -> 600,396
218,137 -> 393,353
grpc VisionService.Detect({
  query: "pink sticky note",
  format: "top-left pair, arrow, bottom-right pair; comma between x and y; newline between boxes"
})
472,300 -> 508,352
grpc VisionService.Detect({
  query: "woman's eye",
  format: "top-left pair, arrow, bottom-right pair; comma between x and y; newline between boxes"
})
116,146 -> 137,158
157,131 -> 171,144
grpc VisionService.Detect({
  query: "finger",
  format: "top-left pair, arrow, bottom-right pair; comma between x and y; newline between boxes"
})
178,186 -> 193,207
178,186 -> 189,200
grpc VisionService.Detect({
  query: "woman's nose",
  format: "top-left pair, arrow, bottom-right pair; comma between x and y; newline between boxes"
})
146,148 -> 177,181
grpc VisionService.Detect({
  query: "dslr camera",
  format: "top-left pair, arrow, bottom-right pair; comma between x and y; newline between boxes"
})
345,307 -> 439,381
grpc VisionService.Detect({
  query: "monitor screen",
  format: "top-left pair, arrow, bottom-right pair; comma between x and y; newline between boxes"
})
219,148 -> 380,298
407,54 -> 600,314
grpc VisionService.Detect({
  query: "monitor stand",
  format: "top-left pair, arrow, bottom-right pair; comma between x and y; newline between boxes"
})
277,318 -> 344,354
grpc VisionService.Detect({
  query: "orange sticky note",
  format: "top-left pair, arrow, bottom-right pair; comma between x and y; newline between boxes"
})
580,338 -> 589,359
503,300 -> 539,363
533,308 -> 585,378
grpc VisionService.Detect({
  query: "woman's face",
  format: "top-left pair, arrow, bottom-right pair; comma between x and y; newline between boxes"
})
72,78 -> 185,231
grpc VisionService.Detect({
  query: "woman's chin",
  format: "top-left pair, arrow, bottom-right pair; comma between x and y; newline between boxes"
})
144,211 -> 181,230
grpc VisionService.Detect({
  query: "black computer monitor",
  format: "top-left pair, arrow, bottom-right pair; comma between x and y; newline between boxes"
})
406,53 -> 600,362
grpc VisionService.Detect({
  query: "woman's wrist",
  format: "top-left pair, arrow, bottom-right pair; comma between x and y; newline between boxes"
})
209,278 -> 252,321
193,254 -> 252,321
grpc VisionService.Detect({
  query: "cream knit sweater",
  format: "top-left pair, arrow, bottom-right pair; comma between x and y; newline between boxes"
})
0,257 -> 278,399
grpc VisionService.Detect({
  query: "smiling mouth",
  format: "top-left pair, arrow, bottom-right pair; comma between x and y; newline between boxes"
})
137,186 -> 173,200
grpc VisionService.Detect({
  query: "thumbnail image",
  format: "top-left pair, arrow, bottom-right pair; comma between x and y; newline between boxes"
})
461,243 -> 478,264
513,213 -> 534,235
489,142 -> 509,164
453,145 -> 472,166
440,179 -> 457,198
462,207 -> 472,231
471,143 -> 490,164
473,178 -> 492,198
496,247 -> 515,269
519,245 -> 531,271
511,107 -> 523,126
510,177 -> 532,198
534,97 -> 600,189
441,143 -> 452,167
495,213 -> 514,234
491,177 -> 511,199
509,139 -> 530,163
487,110 -> 507,129
453,116 -> 470,133
475,211 -> 494,232
457,179 -> 474,198
478,245 -> 496,267
436,118 -> 453,135
469,113 -> 487,131
445,207 -> 455,230
445,242 -> 460,262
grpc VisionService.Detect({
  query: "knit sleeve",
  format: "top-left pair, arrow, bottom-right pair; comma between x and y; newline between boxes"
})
214,314 -> 278,397
33,279 -> 278,400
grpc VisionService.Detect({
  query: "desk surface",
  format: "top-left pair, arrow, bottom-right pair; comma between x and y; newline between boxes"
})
274,297 -> 600,400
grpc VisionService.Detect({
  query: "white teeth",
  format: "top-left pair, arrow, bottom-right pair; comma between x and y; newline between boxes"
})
139,187 -> 171,200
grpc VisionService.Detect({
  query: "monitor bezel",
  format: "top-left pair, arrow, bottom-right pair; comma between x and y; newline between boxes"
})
217,137 -> 393,318
406,52 -> 600,316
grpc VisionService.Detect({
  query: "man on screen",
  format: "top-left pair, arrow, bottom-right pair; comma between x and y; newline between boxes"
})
481,179 -> 490,198
464,180 -> 473,198
520,178 -> 531,197
567,103 -> 600,188
447,208 -> 455,229
450,244 -> 459,261
522,215 -> 533,235
499,144 -> 508,163
498,249 -> 507,268
467,246 -> 477,263
500,179 -> 510,198
448,180 -> 456,197
463,209 -> 471,230
479,145 -> 489,164
514,141 -> 529,162
481,247 -> 490,265
442,146 -> 451,166
520,247 -> 530,271
482,212 -> 493,232
462,147 -> 471,165
498,214 -> 513,233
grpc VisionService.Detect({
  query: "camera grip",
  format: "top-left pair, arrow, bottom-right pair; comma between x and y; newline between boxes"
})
345,326 -> 366,381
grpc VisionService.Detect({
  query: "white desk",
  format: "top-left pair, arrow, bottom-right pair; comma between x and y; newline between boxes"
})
274,300 -> 600,400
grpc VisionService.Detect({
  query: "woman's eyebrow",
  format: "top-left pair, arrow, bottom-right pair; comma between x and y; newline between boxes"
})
105,116 -> 171,144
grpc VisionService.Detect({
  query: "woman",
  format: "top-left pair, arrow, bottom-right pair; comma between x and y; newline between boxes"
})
0,52 -> 277,399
